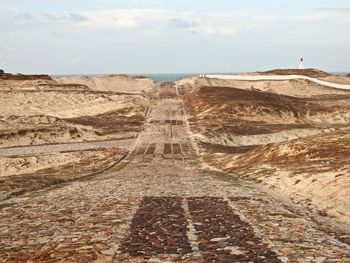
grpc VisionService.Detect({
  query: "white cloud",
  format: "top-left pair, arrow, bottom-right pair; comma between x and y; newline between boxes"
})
1,5 -> 349,73
66,9 -> 247,36
76,9 -> 172,29
3,7 -> 350,38
43,13 -> 88,23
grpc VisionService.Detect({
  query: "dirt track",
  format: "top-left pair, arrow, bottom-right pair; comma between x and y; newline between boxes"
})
0,93 -> 350,262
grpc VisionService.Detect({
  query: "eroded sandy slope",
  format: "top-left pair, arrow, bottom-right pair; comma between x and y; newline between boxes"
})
0,75 -> 153,148
55,74 -> 156,93
183,78 -> 350,225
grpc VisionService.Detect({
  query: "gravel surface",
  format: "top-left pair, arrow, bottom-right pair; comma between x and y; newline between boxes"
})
0,96 -> 349,262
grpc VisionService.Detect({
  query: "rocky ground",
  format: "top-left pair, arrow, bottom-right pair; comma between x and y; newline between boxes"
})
0,71 -> 350,262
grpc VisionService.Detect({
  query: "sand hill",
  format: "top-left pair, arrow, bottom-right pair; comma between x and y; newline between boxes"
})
0,73 -> 154,181
182,72 -> 350,225
55,74 -> 156,93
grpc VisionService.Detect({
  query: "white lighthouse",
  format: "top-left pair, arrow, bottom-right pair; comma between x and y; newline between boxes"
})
299,54 -> 305,70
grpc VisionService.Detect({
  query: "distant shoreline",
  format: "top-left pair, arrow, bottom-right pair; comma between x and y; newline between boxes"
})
52,72 -> 349,83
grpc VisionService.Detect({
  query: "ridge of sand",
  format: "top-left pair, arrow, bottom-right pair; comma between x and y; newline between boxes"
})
55,74 -> 156,93
184,83 -> 350,225
206,74 -> 350,90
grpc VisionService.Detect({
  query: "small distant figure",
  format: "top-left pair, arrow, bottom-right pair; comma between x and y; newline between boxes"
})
299,54 -> 305,70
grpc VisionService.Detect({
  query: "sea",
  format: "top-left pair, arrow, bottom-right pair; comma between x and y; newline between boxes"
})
135,73 -> 204,82
53,72 -> 348,83
53,73 -> 228,83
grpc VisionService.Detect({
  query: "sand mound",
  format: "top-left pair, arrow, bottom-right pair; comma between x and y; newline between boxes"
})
0,75 -> 150,148
0,72 -> 52,81
184,86 -> 350,146
0,148 -> 125,199
184,85 -> 350,225
258,68 -> 331,78
177,76 -> 350,97
55,75 -> 156,93
204,129 -> 350,225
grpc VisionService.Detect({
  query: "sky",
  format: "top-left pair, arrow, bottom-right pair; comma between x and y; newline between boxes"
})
0,0 -> 349,74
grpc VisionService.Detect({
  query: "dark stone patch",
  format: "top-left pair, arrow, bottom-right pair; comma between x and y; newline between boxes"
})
163,143 -> 172,155
164,120 -> 183,126
187,197 -> 281,262
145,143 -> 156,155
120,197 -> 192,258
181,143 -> 190,152
135,147 -> 147,156
172,143 -> 182,155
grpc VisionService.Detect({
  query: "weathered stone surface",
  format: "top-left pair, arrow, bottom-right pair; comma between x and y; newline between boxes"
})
0,94 -> 349,262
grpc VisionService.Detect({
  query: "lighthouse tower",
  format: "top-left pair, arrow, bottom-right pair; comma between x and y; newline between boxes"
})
299,54 -> 305,70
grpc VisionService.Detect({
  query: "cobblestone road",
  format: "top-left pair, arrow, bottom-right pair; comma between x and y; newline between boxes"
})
0,97 -> 349,262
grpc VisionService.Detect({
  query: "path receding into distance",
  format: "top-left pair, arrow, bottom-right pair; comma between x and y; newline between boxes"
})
0,88 -> 350,262
207,74 -> 350,90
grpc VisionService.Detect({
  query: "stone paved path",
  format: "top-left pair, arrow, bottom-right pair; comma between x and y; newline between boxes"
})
0,97 -> 350,262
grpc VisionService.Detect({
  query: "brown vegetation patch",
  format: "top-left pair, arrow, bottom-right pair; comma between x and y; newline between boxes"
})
199,142 -> 258,154
259,68 -> 331,78
219,129 -> 350,172
0,149 -> 124,200
66,109 -> 146,135
0,73 -> 52,81
184,86 -> 332,118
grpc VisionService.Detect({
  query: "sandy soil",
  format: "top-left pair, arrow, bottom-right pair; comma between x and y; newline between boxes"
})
0,94 -> 349,261
1,69 -> 350,261
0,149 -> 122,178
0,148 -> 125,200
183,75 -> 350,226
0,75 -> 153,149
202,130 -> 350,225
0,73 -> 154,193
55,74 -> 156,93
176,76 -> 350,97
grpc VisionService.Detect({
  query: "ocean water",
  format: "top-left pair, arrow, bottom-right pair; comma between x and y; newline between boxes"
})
53,73 -> 226,83
132,73 -> 202,82
53,72 -> 349,83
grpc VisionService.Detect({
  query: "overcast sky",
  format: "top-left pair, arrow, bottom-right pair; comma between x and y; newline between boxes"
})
0,0 -> 349,74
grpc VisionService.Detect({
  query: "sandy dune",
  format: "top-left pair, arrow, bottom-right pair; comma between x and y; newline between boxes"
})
183,72 -> 350,225
1,70 -> 350,261
0,73 -> 155,188
176,77 -> 350,98
1,80 -> 350,261
55,74 -> 156,93
0,75 -> 153,149
207,74 -> 350,90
